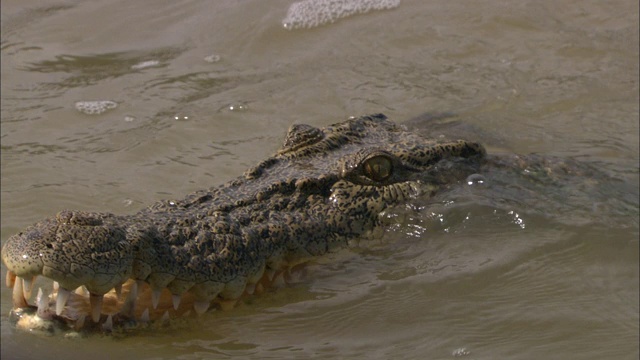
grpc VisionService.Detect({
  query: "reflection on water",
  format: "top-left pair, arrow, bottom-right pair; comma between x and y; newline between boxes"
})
1,0 -> 638,359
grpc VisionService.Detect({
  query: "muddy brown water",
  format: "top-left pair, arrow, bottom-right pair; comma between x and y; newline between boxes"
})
1,1 -> 638,359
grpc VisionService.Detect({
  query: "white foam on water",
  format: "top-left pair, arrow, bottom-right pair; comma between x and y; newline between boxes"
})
131,60 -> 160,70
452,347 -> 471,357
74,100 -> 118,115
282,0 -> 401,30
204,54 -> 221,63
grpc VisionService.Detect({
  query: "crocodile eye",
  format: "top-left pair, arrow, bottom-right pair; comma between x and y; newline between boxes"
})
363,155 -> 393,182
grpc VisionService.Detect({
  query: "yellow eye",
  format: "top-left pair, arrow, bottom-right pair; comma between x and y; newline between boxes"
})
363,155 -> 393,182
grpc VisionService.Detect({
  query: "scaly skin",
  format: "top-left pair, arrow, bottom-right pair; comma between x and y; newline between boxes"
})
2,114 -> 485,331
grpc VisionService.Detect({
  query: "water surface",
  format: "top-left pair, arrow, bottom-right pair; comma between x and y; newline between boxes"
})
1,1 -> 638,359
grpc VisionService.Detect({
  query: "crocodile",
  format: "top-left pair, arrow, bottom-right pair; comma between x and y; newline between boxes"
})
2,114 -> 486,334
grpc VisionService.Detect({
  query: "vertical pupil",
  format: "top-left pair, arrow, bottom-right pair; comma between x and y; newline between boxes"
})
364,156 -> 391,181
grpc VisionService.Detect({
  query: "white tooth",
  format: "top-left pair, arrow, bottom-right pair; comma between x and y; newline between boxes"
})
36,288 -> 49,318
36,287 -> 44,303
120,282 -> 138,317
12,277 -> 28,308
6,271 -> 16,288
120,298 -> 134,317
22,276 -> 34,300
90,293 -> 104,323
245,283 -> 256,295
74,315 -> 86,331
53,281 -> 59,291
56,287 -> 71,315
102,314 -> 113,332
172,294 -> 181,310
114,284 -> 122,298
151,289 -> 161,309
140,308 -> 150,322
75,286 -> 89,297
193,301 -> 210,315
18,276 -> 33,302
130,280 -> 139,299
161,311 -> 170,322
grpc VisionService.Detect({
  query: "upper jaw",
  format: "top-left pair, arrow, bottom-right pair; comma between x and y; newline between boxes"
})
2,211 -> 133,293
2,224 -> 50,278
2,211 -> 138,328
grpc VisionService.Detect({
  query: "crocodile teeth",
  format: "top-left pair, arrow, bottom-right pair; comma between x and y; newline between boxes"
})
22,276 -> 34,300
12,277 -> 28,308
140,308 -> 150,322
120,281 -> 138,317
75,285 -> 89,297
56,287 -> 70,315
151,289 -> 161,309
6,270 -> 16,288
102,314 -> 113,332
130,280 -> 139,299
89,293 -> 104,323
193,301 -> 210,315
53,281 -> 59,291
36,287 -> 45,305
172,294 -> 181,310
161,311 -> 170,323
245,283 -> 256,295
36,288 -> 48,318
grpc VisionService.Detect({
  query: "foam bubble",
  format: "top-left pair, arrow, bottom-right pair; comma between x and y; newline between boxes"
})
282,0 -> 400,30
74,100 -> 118,115
131,60 -> 160,70
204,54 -> 221,63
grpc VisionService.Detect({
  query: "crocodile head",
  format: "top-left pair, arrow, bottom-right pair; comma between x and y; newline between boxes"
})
2,114 -> 485,334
